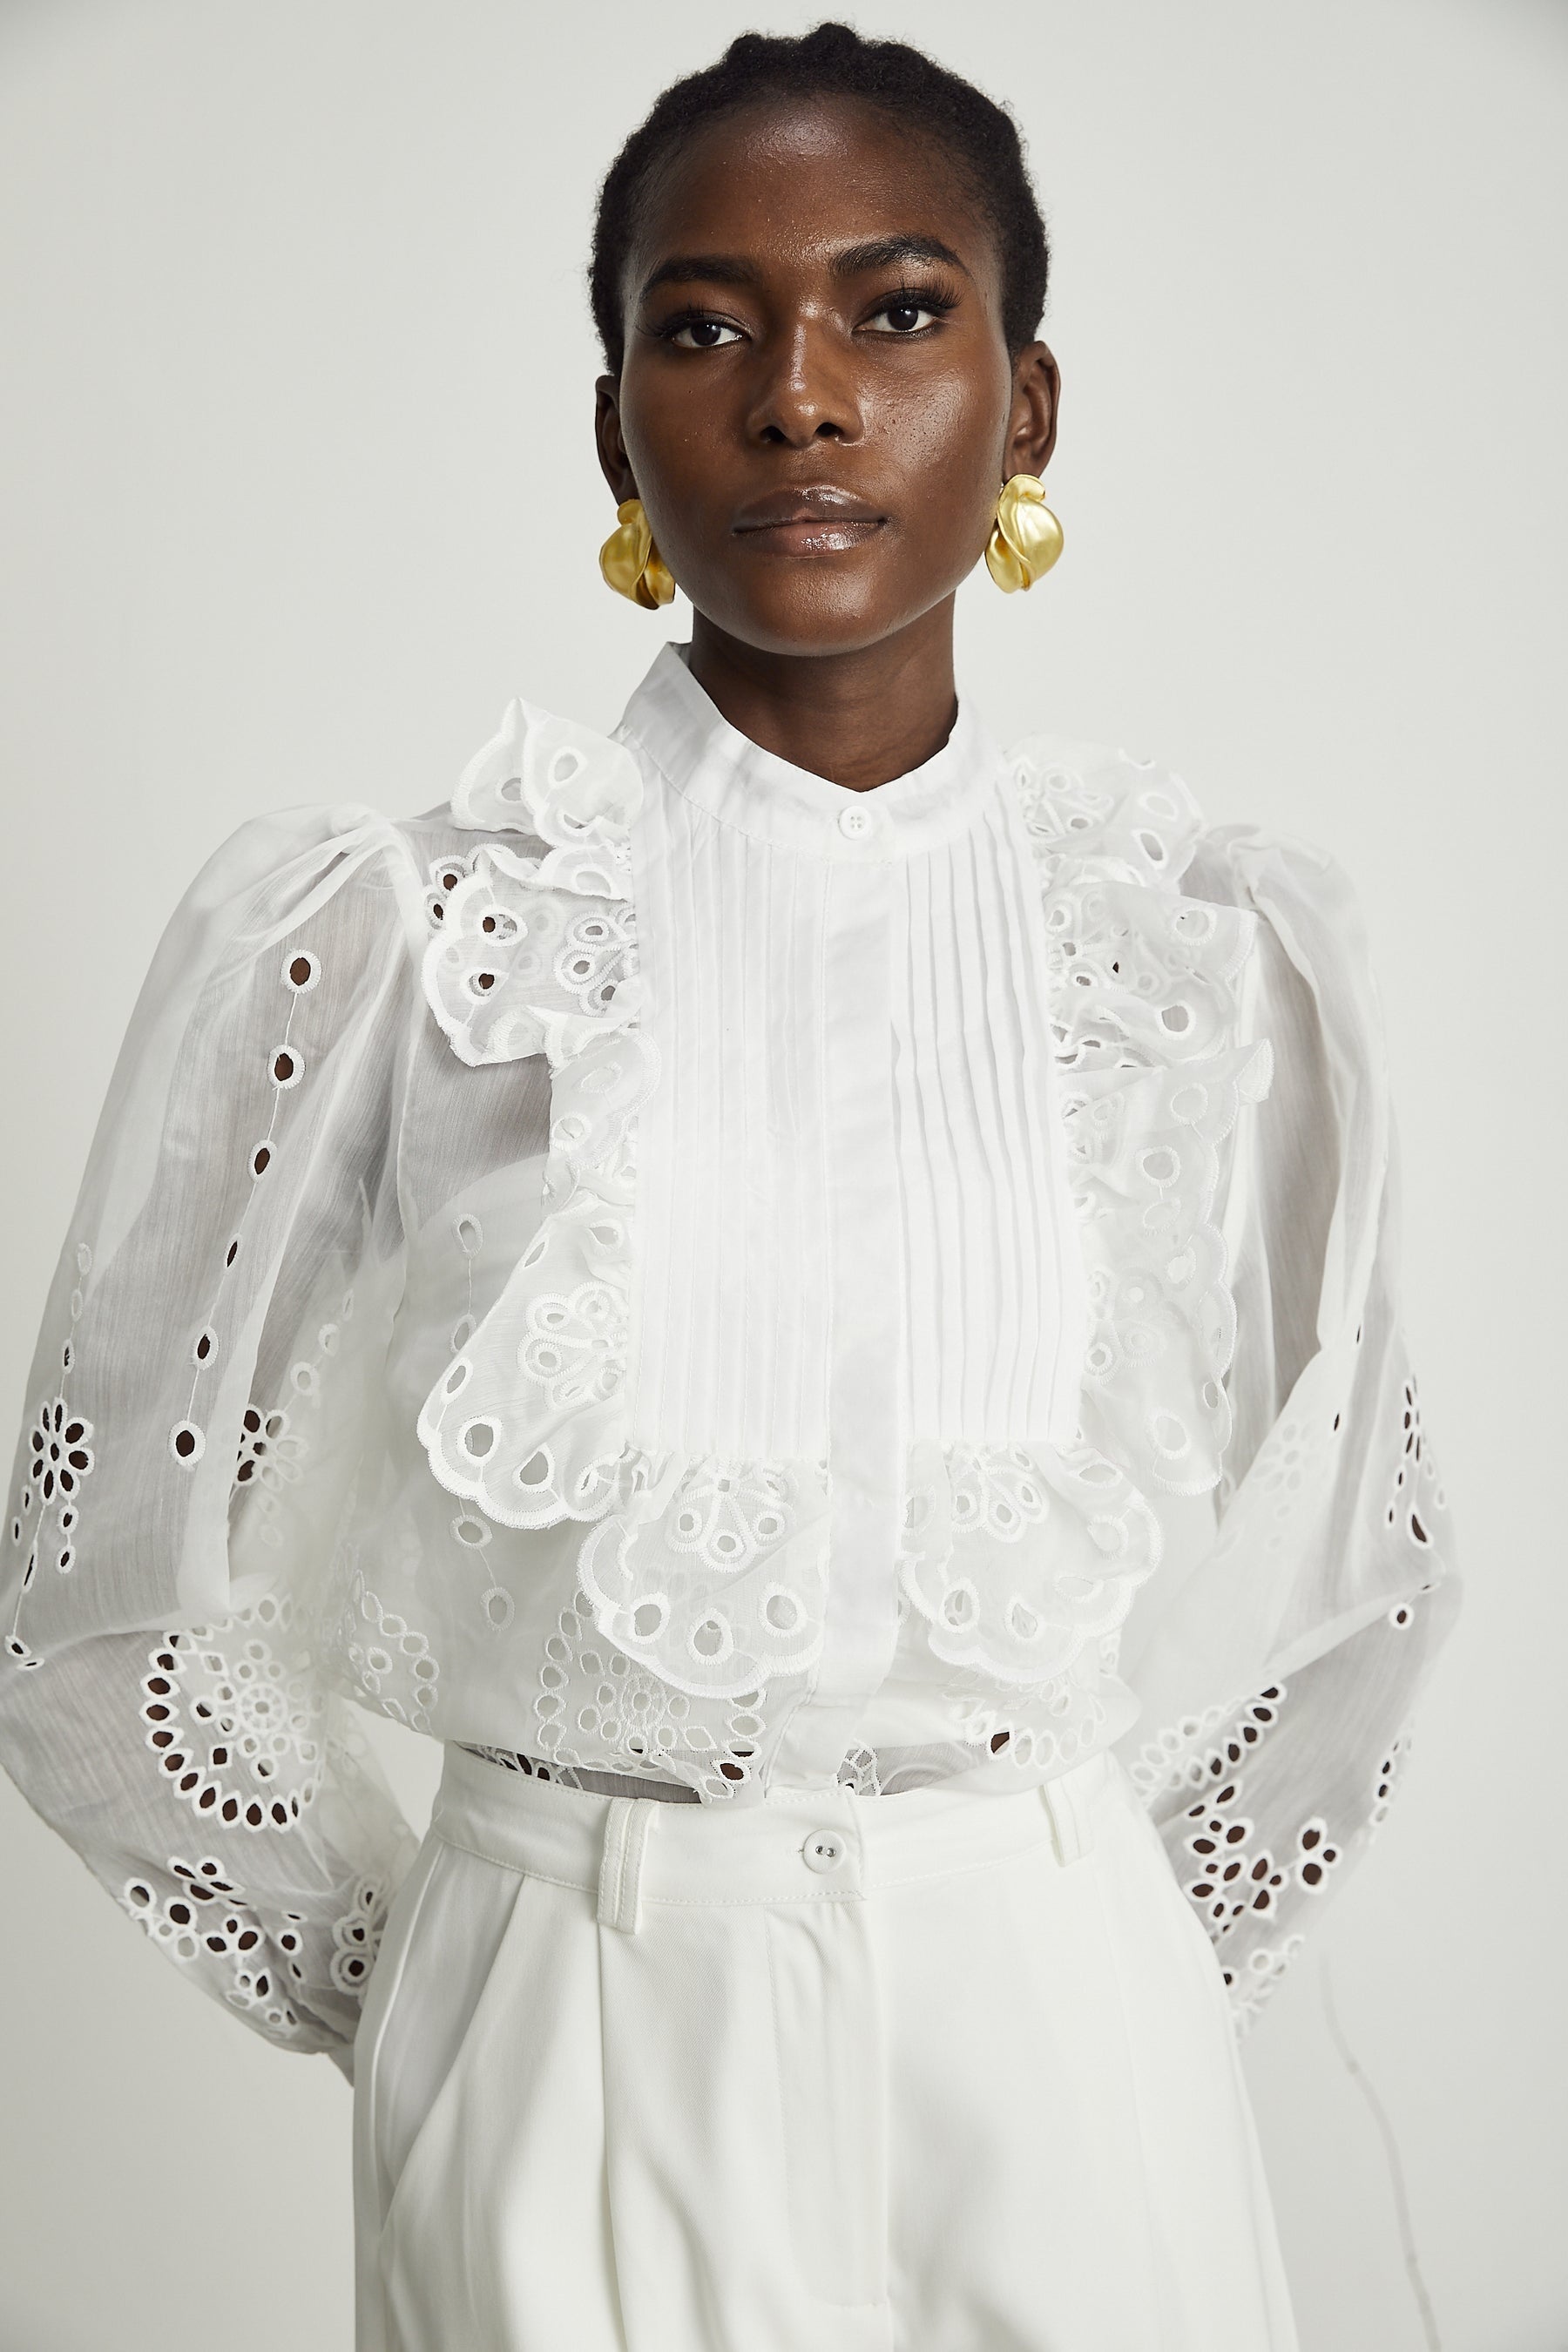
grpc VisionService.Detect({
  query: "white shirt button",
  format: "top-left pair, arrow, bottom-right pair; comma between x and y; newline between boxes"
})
802,1828 -> 846,1873
836,804 -> 873,839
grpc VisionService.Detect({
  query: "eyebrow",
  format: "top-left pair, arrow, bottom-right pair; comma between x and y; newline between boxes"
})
637,233 -> 972,303
831,235 -> 971,280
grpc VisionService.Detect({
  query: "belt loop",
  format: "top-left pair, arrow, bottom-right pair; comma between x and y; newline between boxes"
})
1041,1769 -> 1092,1867
598,1796 -> 653,1933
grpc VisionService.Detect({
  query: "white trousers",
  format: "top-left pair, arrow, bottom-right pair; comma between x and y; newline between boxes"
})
352,1743 -> 1298,2351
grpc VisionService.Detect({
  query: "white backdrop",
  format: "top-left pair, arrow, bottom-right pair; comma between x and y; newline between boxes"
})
1,3 -> 1563,2347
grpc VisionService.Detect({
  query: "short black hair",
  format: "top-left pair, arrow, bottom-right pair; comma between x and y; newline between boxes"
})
590,22 -> 1050,375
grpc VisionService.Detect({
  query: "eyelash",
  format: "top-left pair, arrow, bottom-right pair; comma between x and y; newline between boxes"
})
866,280 -> 960,335
653,279 -> 961,348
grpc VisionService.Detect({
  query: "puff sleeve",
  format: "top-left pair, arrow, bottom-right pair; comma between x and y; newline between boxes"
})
1119,828 -> 1461,2028
0,805 -> 427,2073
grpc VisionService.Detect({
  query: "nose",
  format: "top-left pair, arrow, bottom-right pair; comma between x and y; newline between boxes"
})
744,320 -> 863,449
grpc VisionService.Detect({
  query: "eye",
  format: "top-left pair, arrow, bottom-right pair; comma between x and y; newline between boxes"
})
666,317 -> 744,349
865,298 -> 944,335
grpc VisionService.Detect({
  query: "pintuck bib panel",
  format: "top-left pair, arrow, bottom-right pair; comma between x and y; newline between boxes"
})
416,645 -> 1272,1801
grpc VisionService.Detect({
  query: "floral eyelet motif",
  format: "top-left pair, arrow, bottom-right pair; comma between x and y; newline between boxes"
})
9,1245 -> 94,1610
138,1590 -> 323,1831
1160,1680 -> 1361,1986
117,1853 -> 397,2037
27,1398 -> 95,1508
121,1862 -> 305,2037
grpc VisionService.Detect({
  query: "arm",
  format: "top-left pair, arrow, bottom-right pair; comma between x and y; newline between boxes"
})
1,804 -> 427,2073
1118,827 -> 1460,2028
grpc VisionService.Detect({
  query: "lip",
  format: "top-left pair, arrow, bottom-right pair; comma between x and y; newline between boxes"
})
732,484 -> 887,555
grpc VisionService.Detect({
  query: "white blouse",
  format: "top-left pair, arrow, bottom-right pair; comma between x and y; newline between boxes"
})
0,643 -> 1456,2065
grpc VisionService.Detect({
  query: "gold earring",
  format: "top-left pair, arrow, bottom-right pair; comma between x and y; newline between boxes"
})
599,497 -> 676,609
985,474 -> 1064,592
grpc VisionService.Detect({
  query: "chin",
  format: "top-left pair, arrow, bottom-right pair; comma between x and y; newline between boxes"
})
695,570 -> 944,658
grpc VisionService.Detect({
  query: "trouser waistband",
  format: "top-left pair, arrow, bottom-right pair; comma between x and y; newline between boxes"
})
429,1740 -> 1119,1935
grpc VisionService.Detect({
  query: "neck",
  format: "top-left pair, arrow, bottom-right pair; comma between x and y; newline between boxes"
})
686,599 -> 958,791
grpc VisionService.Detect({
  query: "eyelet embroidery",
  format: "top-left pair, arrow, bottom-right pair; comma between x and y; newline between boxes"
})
8,1242 -> 95,1632
897,1441 -> 1161,1704
419,703 -> 834,1734
164,949 -> 328,1484
335,1557 -> 440,1735
0,700 -> 1458,2076
1010,745 -> 1272,1500
231,1293 -> 355,1550
118,1855 -> 397,2035
138,1590 -> 323,1831
531,1587 -> 791,1801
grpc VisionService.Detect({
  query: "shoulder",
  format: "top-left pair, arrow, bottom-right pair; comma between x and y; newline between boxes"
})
1003,732 -> 1212,891
155,685 -> 643,997
1005,727 -> 1367,936
1187,822 -> 1381,1027
173,801 -> 420,910
158,803 -> 456,984
1004,730 -> 1389,1083
1190,820 -> 1365,923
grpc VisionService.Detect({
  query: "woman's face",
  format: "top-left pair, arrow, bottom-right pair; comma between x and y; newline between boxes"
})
596,97 -> 1058,658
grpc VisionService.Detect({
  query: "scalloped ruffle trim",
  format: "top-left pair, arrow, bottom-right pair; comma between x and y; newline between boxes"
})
416,704 -> 1267,1710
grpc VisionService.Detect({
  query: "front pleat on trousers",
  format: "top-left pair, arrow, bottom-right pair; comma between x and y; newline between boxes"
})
350,1745 -> 1298,2352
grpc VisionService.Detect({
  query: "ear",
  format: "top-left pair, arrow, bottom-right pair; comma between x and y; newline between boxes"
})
594,376 -> 639,503
1002,341 -> 1060,480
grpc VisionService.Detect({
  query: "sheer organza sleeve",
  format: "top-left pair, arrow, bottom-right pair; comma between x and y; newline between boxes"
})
1119,826 -> 1460,2029
0,804 -> 427,2074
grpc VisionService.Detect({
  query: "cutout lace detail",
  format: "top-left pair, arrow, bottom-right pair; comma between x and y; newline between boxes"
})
119,1852 -> 395,2038
907,748 -> 1271,1765
1369,1727 -> 1412,1832
1163,1680 -> 1344,2027
8,1241 -> 94,1643
139,1590 -> 324,1831
421,697 -> 644,1069
1175,1690 -> 1330,1938
167,950 -> 327,1481
1010,745 -> 1272,1498
335,1556 -> 441,1735
121,1859 -> 308,2037
531,1587 -> 792,1800
899,1441 -> 1159,1681
1388,1374 -> 1445,1551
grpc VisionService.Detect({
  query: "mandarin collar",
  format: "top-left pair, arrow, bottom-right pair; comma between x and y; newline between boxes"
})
612,640 -> 1004,863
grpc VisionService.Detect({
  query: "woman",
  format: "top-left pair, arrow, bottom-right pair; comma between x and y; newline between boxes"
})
0,24 -> 1456,2351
